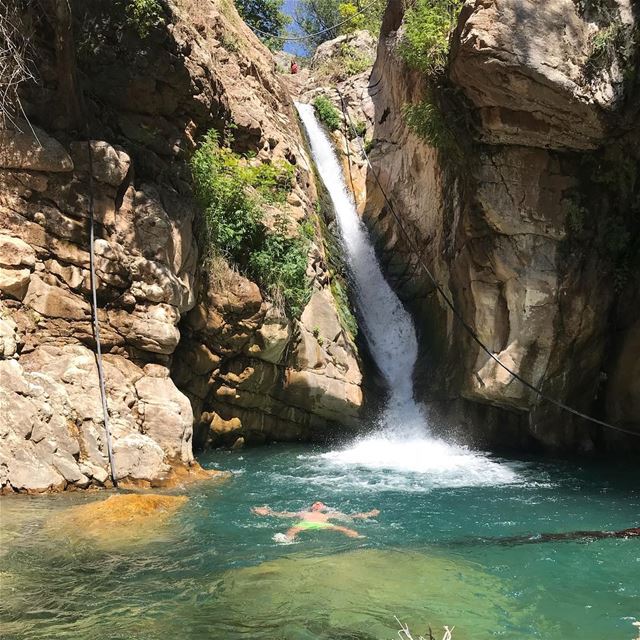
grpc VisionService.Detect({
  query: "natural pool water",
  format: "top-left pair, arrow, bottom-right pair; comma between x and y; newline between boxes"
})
1,443 -> 639,640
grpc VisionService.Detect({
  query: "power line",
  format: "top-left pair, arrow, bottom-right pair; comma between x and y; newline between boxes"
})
334,88 -> 640,439
86,139 -> 119,486
248,0 -> 380,43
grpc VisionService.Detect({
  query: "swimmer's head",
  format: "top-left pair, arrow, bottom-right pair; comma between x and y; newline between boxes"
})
311,501 -> 326,511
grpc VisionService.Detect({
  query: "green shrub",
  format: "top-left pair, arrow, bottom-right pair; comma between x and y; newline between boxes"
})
564,200 -> 586,235
243,161 -> 295,204
300,219 -> 316,239
123,0 -> 165,38
220,33 -> 240,52
399,0 -> 462,76
340,43 -> 373,76
353,120 -> 367,138
313,95 -> 342,131
403,99 -> 459,156
191,130 -> 311,317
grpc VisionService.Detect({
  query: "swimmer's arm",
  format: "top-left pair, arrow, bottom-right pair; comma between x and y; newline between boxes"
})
251,506 -> 300,518
350,509 -> 380,519
326,509 -> 380,521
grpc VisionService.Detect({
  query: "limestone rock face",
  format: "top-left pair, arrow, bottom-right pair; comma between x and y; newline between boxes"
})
177,261 -> 363,450
0,344 -> 193,492
360,0 -> 639,451
311,30 -> 377,70
0,130 -> 197,491
1,0 -> 366,490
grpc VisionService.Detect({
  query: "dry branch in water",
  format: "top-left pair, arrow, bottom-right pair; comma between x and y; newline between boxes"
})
0,0 -> 35,129
395,616 -> 454,640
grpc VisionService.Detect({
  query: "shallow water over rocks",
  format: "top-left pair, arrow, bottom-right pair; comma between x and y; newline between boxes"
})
1,445 -> 639,639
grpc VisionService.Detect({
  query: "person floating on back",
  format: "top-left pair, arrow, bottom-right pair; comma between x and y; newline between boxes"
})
252,501 -> 379,543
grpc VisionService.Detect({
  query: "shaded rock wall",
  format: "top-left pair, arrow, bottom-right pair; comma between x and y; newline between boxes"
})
362,0 -> 640,452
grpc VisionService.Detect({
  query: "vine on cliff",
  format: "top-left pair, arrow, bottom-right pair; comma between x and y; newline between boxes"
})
191,130 -> 311,317
398,0 -> 461,76
396,0 -> 465,156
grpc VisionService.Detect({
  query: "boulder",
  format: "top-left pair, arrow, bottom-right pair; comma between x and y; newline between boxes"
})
112,433 -> 168,481
69,140 -> 131,187
0,311 -> 18,358
300,289 -> 343,344
23,275 -> 90,320
311,30 -> 377,69
0,128 -> 73,172
247,305 -> 291,364
0,344 -> 197,492
135,375 -> 194,462
0,235 -> 36,268
0,267 -> 31,300
108,304 -> 181,354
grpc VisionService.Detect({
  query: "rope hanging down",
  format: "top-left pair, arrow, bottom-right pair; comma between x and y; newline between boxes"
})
248,0 -> 380,43
335,88 -> 640,438
86,141 -> 119,486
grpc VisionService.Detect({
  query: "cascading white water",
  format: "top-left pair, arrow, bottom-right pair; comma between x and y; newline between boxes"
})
296,102 -> 517,485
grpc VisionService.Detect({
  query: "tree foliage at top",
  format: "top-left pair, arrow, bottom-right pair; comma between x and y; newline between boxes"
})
294,0 -> 385,50
234,0 -> 290,50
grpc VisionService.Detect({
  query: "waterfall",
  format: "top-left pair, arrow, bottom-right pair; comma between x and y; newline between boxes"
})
296,103 -> 517,485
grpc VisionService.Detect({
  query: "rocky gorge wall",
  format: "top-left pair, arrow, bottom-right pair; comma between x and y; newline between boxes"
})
360,0 -> 640,452
0,0 -> 364,493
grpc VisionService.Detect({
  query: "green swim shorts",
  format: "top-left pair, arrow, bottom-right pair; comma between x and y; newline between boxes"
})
295,521 -> 334,531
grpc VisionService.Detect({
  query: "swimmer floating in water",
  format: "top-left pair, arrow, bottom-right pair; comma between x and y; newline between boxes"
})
252,501 -> 380,542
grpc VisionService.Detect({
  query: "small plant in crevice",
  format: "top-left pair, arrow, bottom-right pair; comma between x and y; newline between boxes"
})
330,278 -> 358,338
562,191 -> 636,294
314,187 -> 359,339
352,119 -> 367,138
403,99 -> 461,159
312,326 -> 325,345
585,19 -> 637,80
191,130 -> 311,317
574,0 -> 639,85
564,199 -> 587,235
313,94 -> 342,131
220,33 -> 240,52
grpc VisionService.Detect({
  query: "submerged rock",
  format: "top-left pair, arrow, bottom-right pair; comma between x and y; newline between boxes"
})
48,493 -> 189,547
162,548 -> 537,639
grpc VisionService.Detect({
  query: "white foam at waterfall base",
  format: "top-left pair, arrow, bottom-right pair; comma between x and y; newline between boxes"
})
295,102 -> 520,488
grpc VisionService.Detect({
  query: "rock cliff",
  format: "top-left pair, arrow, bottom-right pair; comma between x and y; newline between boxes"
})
0,0 -> 364,492
361,0 -> 640,452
